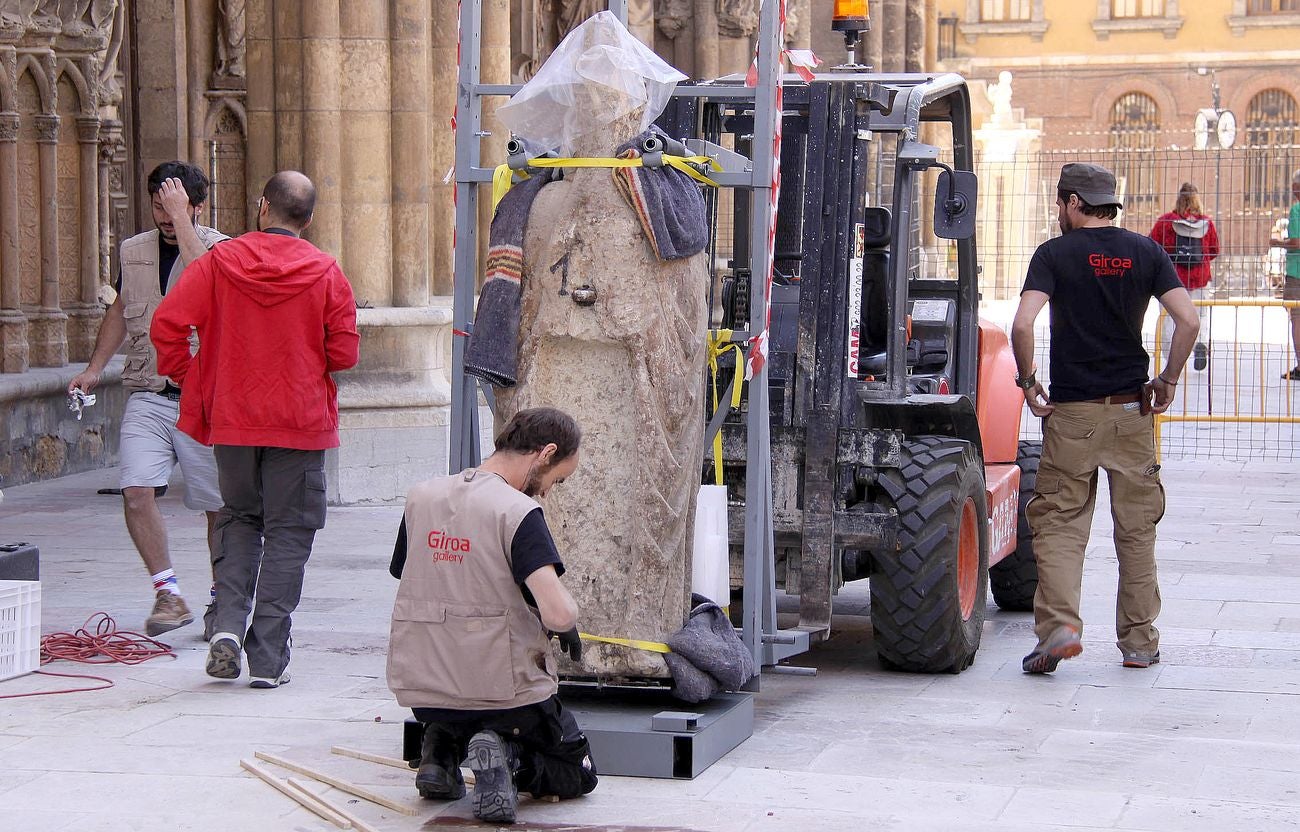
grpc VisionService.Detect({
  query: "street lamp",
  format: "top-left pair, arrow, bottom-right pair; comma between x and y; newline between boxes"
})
1194,67 -> 1236,297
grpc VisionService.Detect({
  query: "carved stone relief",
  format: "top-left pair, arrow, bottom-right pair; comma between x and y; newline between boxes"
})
717,0 -> 758,39
214,0 -> 244,82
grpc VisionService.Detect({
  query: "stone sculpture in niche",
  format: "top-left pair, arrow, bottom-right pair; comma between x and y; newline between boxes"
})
215,0 -> 245,80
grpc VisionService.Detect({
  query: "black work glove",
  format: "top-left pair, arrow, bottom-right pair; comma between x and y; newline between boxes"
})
551,627 -> 582,662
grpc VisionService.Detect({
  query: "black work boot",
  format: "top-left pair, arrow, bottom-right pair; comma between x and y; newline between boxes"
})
466,730 -> 520,823
415,723 -> 466,800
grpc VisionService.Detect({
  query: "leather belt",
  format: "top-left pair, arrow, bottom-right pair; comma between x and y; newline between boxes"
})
1083,392 -> 1142,405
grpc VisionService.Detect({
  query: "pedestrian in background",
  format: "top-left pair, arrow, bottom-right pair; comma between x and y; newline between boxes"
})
1150,182 -> 1218,371
1269,170 -> 1300,380
68,161 -> 228,637
151,170 -> 359,688
1011,163 -> 1199,675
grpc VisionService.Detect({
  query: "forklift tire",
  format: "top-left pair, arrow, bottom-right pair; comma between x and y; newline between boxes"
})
871,436 -> 989,673
989,440 -> 1042,612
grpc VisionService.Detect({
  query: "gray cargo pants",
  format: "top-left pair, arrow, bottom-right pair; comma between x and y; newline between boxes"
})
211,445 -> 327,678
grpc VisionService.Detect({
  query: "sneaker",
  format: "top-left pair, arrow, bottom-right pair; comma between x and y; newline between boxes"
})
466,730 -> 519,824
1284,366 -> 1300,381
1192,342 -> 1208,371
145,591 -> 194,637
206,633 -> 242,679
249,670 -> 290,689
1122,651 -> 1161,668
1022,626 -> 1083,674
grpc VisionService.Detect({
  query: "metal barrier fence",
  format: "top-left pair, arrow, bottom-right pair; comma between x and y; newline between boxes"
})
974,141 -> 1297,301
1015,299 -> 1300,461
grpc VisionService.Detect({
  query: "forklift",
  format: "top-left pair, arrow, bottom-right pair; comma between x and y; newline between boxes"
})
437,0 -> 1041,780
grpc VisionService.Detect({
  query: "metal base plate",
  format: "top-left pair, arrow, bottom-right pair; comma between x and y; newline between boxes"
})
561,685 -> 754,780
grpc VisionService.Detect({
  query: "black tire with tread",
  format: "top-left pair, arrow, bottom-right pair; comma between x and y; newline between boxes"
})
871,435 -> 989,673
989,440 -> 1041,612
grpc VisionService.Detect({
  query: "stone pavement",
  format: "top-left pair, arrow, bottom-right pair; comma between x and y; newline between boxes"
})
2,458 -> 1299,832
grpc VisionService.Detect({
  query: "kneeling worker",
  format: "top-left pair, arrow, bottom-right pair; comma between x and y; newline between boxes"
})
387,407 -> 597,823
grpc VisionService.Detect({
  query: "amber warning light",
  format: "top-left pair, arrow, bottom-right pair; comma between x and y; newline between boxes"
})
832,0 -> 870,56
832,0 -> 870,30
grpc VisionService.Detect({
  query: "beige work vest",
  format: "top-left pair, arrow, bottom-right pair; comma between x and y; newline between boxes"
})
117,225 -> 227,393
387,469 -> 558,711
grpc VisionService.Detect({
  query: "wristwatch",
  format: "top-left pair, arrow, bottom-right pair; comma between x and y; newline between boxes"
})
1015,370 -> 1037,390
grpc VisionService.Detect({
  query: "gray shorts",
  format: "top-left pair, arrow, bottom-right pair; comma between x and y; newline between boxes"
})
119,391 -> 222,511
1286,278 -> 1300,320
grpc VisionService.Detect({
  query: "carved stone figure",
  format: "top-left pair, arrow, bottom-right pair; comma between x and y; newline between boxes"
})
215,0 -> 245,79
547,0 -> 602,39
717,0 -> 758,39
989,70 -> 1014,124
499,104 -> 710,681
0,1 -> 41,31
655,0 -> 690,39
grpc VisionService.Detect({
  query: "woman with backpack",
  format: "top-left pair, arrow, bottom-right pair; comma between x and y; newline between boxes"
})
1150,183 -> 1219,371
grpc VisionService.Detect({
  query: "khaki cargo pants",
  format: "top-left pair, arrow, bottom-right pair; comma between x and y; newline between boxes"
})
1026,400 -> 1165,656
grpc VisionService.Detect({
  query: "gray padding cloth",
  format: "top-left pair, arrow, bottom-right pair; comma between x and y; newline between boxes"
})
664,593 -> 756,703
464,170 -> 554,388
612,128 -> 709,262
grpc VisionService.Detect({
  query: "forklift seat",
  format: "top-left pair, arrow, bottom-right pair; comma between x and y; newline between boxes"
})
858,206 -> 892,376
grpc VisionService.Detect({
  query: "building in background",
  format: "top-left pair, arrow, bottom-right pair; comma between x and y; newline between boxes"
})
937,0 -> 1300,298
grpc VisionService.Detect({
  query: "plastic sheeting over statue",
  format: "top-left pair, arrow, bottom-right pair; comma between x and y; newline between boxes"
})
490,13 -> 710,682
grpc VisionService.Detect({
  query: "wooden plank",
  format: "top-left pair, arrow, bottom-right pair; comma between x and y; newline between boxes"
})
287,778 -> 384,832
239,759 -> 351,829
330,744 -> 476,785
254,751 -> 417,816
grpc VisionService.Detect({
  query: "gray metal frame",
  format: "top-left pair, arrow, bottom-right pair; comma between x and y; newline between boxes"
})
448,1 -> 805,676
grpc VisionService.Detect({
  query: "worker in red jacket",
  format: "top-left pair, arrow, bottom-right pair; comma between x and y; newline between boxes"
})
150,170 -> 360,689
1150,182 -> 1219,371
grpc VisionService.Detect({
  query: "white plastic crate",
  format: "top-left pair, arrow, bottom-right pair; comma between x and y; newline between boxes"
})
0,580 -> 40,682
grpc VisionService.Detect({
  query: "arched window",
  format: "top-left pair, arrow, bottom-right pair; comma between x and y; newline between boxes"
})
1245,88 -> 1298,210
1108,92 -> 1160,205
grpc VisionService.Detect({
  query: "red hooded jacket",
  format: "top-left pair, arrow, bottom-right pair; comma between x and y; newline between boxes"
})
1149,211 -> 1219,291
150,231 -> 360,450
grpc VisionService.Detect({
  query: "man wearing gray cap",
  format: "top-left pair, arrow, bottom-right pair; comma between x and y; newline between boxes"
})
1010,163 -> 1200,674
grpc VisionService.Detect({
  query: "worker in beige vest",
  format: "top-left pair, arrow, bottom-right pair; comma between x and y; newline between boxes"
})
68,161 -> 228,637
387,407 -> 598,824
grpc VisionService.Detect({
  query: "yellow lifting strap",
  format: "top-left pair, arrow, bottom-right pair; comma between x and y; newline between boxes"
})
707,329 -> 745,486
491,154 -> 722,211
578,632 -> 672,654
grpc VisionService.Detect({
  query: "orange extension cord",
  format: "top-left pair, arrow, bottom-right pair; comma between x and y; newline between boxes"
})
0,612 -> 175,700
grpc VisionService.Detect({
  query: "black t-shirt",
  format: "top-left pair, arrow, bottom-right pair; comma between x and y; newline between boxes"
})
389,508 -> 565,606
1023,226 -> 1182,403
114,238 -> 180,296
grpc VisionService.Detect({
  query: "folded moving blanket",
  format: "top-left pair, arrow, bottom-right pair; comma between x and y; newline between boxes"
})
664,593 -> 757,703
464,170 -> 554,388
612,128 -> 710,262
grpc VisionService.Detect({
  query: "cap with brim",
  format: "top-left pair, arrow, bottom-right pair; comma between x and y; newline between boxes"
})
1058,162 -> 1123,208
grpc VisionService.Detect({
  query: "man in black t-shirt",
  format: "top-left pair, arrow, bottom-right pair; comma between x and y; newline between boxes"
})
1010,163 -> 1199,675
388,408 -> 597,823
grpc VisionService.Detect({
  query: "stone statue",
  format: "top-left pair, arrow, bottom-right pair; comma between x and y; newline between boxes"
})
547,0 -> 602,39
499,85 -> 709,680
717,0 -> 759,39
655,0 -> 691,39
0,0 -> 40,31
215,0 -> 245,80
988,70 -> 1014,124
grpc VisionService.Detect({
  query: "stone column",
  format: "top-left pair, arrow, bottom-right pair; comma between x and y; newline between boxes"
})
302,2 -> 343,256
429,0 -> 456,297
273,0 -> 304,172
904,0 -> 925,73
28,113 -> 67,368
0,110 -> 27,373
244,0 -> 275,213
338,0 -> 393,306
692,0 -> 719,80
66,115 -> 102,362
391,0 -> 429,307
880,0 -> 905,73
